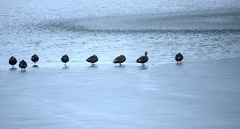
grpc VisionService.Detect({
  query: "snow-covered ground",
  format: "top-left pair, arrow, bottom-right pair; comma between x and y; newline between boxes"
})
0,0 -> 240,128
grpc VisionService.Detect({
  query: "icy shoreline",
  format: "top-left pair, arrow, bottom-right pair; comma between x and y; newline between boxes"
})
1,59 -> 240,129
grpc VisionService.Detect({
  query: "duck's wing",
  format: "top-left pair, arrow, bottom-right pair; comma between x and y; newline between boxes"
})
9,57 -> 17,65
114,55 -> 125,63
175,54 -> 183,61
61,55 -> 69,63
19,60 -> 27,68
31,54 -> 39,62
113,56 -> 121,63
87,55 -> 98,63
137,56 -> 148,63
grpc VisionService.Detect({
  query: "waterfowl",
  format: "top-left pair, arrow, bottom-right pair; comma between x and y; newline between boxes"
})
61,54 -> 69,66
113,55 -> 126,66
19,60 -> 27,70
31,54 -> 39,63
31,54 -> 39,67
136,51 -> 148,66
175,52 -> 183,63
86,55 -> 98,64
9,56 -> 17,68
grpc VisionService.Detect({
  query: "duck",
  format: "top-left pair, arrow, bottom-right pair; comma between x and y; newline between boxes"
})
136,51 -> 148,66
31,54 -> 39,63
86,55 -> 98,65
19,60 -> 27,70
31,54 -> 39,67
175,52 -> 183,63
9,56 -> 17,68
113,55 -> 126,66
61,54 -> 69,66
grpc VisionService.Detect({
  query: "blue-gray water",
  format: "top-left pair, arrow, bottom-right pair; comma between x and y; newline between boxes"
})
1,1 -> 240,128
0,0 -> 240,68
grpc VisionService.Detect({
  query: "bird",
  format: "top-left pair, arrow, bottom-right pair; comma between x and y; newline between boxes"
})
113,55 -> 126,66
86,55 -> 98,65
31,54 -> 39,63
61,54 -> 69,66
136,51 -> 148,66
175,52 -> 183,63
31,54 -> 39,67
9,56 -> 17,68
19,60 -> 27,70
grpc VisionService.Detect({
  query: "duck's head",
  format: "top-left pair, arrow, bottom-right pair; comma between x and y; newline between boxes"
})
145,51 -> 148,56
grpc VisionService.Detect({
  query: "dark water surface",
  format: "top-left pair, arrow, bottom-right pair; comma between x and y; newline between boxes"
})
0,0 -> 240,68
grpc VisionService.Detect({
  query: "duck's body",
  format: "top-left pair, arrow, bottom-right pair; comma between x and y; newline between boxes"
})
175,53 -> 183,63
86,55 -> 98,64
19,60 -> 27,70
61,54 -> 69,66
31,54 -> 39,64
137,51 -> 148,66
113,55 -> 126,66
9,56 -> 17,68
31,54 -> 39,67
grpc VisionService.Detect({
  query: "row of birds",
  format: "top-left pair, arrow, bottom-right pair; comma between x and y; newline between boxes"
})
9,52 -> 184,70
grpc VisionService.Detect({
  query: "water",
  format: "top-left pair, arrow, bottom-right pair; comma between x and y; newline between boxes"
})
0,0 -> 240,68
1,1 -> 240,128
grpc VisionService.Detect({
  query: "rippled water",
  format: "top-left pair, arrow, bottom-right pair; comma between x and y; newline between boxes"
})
1,1 -> 240,128
0,0 -> 240,68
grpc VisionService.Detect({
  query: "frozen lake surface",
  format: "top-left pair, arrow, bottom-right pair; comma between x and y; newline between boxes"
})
1,60 -> 240,129
0,0 -> 240,128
